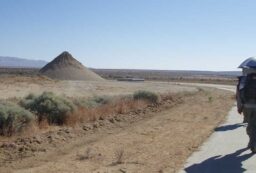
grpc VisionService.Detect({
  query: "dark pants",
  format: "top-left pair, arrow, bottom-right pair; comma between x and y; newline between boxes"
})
244,108 -> 256,148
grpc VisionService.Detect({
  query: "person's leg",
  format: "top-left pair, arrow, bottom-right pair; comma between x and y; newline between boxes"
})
246,109 -> 256,152
244,110 -> 249,123
245,109 -> 253,147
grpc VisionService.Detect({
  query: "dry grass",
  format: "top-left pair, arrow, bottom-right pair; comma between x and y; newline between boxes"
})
0,90 -> 200,138
112,149 -> 125,165
67,98 -> 148,126
0,75 -> 197,100
3,92 -> 151,133
38,118 -> 50,129
1,91 -> 189,137
77,148 -> 92,161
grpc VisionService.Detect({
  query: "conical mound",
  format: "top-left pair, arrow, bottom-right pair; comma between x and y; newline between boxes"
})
39,51 -> 104,81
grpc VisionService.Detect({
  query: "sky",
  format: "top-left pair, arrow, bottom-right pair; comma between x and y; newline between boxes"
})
0,0 -> 256,71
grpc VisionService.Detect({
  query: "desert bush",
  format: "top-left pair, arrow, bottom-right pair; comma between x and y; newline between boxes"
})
25,93 -> 36,100
93,96 -> 110,105
77,148 -> 92,161
133,90 -> 159,104
73,96 -> 110,108
112,148 -> 125,165
20,92 -> 76,125
20,93 -> 36,110
208,96 -> 213,103
0,101 -> 34,136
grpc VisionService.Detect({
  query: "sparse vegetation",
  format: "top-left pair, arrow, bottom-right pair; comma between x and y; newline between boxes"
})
73,96 -> 110,108
77,148 -> 92,161
133,90 -> 160,104
17,92 -> 152,127
0,101 -> 34,136
0,90 -> 177,135
20,92 -> 76,125
25,93 -> 36,100
112,149 -> 124,165
18,91 -> 163,127
197,87 -> 204,92
0,68 -> 236,173
70,95 -> 148,124
208,96 -> 213,103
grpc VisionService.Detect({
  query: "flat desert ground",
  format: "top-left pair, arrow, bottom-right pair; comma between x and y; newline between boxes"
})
0,76 -> 196,99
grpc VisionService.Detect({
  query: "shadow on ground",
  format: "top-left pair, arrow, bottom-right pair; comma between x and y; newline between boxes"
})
184,148 -> 254,173
215,123 -> 246,132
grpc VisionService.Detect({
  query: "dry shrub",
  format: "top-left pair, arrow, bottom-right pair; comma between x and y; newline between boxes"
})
160,93 -> 174,102
77,148 -> 92,161
20,92 -> 76,125
133,90 -> 160,104
160,92 -> 193,105
17,92 -> 174,128
38,118 -> 50,129
112,148 -> 125,165
115,99 -> 147,114
19,120 -> 40,137
73,96 -> 110,109
66,108 -> 91,126
115,100 -> 129,114
0,101 -> 35,136
69,103 -> 107,125
96,104 -> 115,118
67,97 -> 148,126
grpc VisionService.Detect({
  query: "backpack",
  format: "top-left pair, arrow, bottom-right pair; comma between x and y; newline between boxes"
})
241,73 -> 256,104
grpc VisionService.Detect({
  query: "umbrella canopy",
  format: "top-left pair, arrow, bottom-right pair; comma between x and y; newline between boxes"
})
239,57 -> 256,69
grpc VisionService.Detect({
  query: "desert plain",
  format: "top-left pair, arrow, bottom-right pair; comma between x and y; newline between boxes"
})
0,74 -> 235,173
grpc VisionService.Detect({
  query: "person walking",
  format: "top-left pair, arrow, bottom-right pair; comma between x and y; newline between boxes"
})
237,57 -> 256,152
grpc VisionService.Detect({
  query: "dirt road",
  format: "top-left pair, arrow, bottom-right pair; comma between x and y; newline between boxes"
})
1,87 -> 234,173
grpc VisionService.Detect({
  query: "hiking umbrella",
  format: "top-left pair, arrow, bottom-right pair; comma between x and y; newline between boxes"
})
239,57 -> 256,69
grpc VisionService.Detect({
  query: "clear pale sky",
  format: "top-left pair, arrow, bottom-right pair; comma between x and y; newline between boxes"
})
0,0 -> 255,71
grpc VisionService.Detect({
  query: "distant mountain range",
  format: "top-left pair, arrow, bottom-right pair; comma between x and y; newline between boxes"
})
0,56 -> 48,68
